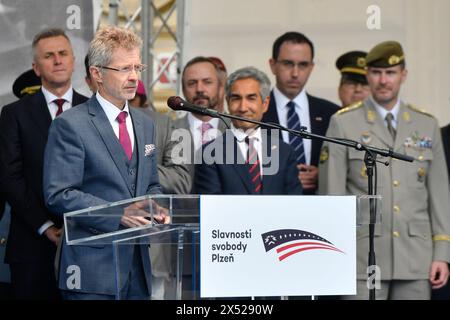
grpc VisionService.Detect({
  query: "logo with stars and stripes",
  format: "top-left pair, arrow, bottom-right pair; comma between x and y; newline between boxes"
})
261,229 -> 345,261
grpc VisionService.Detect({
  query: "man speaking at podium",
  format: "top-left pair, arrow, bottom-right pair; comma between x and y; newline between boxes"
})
43,26 -> 165,300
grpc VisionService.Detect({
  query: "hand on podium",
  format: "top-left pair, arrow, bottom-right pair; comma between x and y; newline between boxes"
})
121,199 -> 170,228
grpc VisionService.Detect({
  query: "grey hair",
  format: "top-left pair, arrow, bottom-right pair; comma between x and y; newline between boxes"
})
88,26 -> 142,70
32,28 -> 71,60
225,67 -> 271,101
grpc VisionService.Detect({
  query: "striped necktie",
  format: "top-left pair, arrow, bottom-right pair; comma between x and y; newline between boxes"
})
246,136 -> 262,194
286,101 -> 306,164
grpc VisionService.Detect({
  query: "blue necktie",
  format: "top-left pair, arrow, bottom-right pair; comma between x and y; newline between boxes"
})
286,101 -> 306,164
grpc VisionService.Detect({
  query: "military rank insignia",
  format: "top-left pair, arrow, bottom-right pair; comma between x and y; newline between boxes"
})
403,131 -> 432,150
320,146 -> 329,164
361,132 -> 372,144
402,111 -> 410,122
360,164 -> 368,179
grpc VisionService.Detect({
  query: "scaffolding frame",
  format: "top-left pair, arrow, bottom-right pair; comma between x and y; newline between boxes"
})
106,0 -> 184,108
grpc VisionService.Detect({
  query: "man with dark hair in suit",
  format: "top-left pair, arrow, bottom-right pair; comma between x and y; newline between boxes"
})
44,26 -> 167,300
263,32 -> 339,194
0,28 -> 88,300
194,66 -> 302,196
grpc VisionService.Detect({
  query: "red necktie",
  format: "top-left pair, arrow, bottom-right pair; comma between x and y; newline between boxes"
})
116,111 -> 132,161
54,99 -> 66,117
246,137 -> 262,193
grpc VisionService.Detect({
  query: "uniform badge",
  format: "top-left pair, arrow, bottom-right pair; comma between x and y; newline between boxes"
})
361,132 -> 372,144
403,131 -> 432,150
367,110 -> 376,122
357,57 -> 366,68
389,55 -> 400,65
402,112 -> 410,122
319,146 -> 329,164
360,164 -> 368,179
417,167 -> 426,182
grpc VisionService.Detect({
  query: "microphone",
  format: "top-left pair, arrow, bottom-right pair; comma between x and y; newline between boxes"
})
167,96 -> 219,117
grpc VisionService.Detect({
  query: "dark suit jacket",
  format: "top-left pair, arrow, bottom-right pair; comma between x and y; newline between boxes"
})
441,124 -> 450,175
262,91 -> 339,194
0,194 -> 4,221
194,131 -> 302,195
0,89 -> 87,264
262,91 -> 339,167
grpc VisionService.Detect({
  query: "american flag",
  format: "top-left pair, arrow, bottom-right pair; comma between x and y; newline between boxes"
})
261,229 -> 344,261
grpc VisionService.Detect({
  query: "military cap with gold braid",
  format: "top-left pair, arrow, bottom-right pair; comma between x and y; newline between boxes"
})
365,41 -> 405,68
336,51 -> 368,84
12,69 -> 41,98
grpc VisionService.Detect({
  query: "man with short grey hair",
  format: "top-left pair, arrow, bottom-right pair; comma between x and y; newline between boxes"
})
43,26 -> 166,300
0,27 -> 87,300
194,66 -> 302,195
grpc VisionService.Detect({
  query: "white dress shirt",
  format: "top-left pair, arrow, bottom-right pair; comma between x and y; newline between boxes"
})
41,85 -> 73,120
231,125 -> 264,176
272,86 -> 311,165
187,113 -> 221,151
371,96 -> 401,130
96,92 -> 135,151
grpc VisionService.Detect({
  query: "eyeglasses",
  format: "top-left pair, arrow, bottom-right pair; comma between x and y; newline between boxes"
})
97,64 -> 147,74
276,60 -> 313,71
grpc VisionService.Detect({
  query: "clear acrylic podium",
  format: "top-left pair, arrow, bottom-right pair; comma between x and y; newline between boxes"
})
64,194 -> 200,300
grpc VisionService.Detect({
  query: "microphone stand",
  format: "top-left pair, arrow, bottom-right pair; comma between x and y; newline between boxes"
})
205,110 -> 414,300
168,95 -> 414,300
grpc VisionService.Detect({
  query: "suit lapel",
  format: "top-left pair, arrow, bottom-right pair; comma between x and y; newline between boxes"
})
30,90 -> 52,137
308,95 -> 323,166
229,137 -> 253,194
88,98 -> 133,196
261,131 -> 275,194
365,99 -> 394,147
262,91 -> 280,124
73,90 -> 88,107
130,109 -> 146,196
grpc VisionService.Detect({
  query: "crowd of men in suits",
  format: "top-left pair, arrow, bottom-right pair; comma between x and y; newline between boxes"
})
0,26 -> 449,300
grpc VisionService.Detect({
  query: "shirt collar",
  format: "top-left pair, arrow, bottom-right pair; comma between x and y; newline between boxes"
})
273,86 -> 308,110
231,124 -> 262,143
187,112 -> 219,130
41,85 -> 73,105
371,96 -> 401,122
96,91 -> 131,123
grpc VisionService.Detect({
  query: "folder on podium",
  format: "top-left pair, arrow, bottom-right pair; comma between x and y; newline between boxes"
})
64,194 -> 200,300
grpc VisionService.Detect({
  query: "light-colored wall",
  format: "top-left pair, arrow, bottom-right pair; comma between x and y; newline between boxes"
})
183,0 -> 450,126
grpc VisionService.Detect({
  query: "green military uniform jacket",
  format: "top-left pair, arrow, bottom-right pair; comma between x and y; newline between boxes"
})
319,98 -> 450,280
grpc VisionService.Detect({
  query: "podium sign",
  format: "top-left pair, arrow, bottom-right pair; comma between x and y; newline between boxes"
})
200,195 -> 356,298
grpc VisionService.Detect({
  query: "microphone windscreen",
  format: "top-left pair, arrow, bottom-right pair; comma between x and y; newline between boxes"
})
167,96 -> 184,110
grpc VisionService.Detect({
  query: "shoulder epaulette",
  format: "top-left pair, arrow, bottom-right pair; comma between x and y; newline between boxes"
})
407,104 -> 435,118
337,101 -> 363,115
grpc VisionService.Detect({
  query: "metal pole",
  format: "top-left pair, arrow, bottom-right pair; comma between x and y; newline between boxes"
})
108,0 -> 119,26
142,0 -> 151,102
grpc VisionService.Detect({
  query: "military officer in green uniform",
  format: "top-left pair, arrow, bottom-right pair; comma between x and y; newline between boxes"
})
319,41 -> 450,299
335,50 -> 370,108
